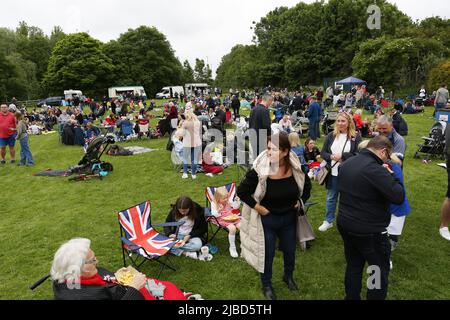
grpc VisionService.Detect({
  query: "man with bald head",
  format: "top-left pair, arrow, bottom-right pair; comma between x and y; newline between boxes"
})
0,104 -> 17,164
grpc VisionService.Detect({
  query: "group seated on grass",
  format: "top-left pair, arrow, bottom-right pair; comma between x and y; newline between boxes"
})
45,190 -> 244,300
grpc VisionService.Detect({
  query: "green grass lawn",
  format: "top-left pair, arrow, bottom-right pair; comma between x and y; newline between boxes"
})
1,107 -> 449,300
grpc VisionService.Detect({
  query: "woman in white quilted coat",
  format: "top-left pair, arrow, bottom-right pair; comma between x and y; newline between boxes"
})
237,132 -> 311,300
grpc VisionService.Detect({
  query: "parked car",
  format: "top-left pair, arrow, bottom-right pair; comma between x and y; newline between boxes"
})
37,96 -> 64,107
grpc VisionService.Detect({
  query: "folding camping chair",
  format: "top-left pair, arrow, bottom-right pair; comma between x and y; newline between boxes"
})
117,200 -> 184,278
118,121 -> 134,141
138,123 -> 149,139
205,182 -> 241,244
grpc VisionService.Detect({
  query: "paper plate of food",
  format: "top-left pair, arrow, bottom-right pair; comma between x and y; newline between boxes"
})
173,240 -> 184,248
223,215 -> 240,221
114,266 -> 139,286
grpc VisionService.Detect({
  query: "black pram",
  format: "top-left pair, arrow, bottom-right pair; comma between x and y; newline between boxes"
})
70,135 -> 115,175
414,121 -> 446,160
322,111 -> 338,135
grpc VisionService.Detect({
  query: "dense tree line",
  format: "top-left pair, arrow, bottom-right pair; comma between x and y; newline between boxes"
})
0,22 -> 66,102
0,24 -> 205,102
216,0 -> 450,93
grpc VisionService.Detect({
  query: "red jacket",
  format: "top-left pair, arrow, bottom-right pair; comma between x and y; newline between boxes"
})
353,114 -> 364,129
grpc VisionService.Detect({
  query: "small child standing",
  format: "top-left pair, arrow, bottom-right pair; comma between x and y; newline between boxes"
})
15,112 -> 34,166
386,154 -> 411,270
211,186 -> 241,258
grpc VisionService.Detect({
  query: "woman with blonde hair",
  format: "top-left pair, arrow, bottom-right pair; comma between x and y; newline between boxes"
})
319,112 -> 361,232
288,132 -> 305,165
181,111 -> 202,179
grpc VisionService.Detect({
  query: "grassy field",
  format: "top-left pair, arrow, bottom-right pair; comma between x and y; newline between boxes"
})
0,106 -> 449,300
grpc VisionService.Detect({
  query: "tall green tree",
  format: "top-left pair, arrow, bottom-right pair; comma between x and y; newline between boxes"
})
428,59 -> 450,92
182,60 -> 194,84
0,28 -> 18,57
215,45 -> 261,89
352,37 -> 449,91
219,0 -> 413,89
49,26 -> 67,49
104,26 -> 184,96
15,21 -> 52,82
0,51 -> 21,102
43,33 -> 114,97
6,53 -> 40,100
193,58 -> 213,84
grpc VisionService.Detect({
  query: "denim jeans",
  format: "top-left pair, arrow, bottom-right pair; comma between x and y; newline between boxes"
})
325,175 -> 339,223
260,212 -> 297,287
170,233 -> 203,256
308,121 -> 320,140
182,146 -> 202,175
19,135 -> 34,165
338,224 -> 391,300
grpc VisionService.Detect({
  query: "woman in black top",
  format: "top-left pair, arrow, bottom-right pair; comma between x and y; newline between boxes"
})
303,138 -> 321,163
237,132 -> 311,300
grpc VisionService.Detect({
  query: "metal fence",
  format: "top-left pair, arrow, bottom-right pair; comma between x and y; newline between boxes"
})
3,99 -> 40,108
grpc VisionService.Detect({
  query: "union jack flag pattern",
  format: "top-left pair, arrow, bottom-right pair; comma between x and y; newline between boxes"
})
118,201 -> 175,258
205,182 -> 237,206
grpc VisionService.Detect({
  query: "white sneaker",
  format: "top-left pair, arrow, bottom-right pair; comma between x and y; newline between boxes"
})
184,251 -> 198,259
182,173 -> 188,179
439,227 -> 450,241
318,221 -> 333,232
390,260 -> 393,270
191,174 -> 197,180
229,247 -> 238,258
205,173 -> 214,177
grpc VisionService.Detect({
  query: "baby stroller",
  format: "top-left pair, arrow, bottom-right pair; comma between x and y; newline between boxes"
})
414,121 -> 446,160
322,111 -> 338,135
69,135 -> 115,177
290,110 -> 308,136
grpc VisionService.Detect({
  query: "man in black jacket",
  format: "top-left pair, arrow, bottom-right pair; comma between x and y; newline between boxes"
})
291,92 -> 304,112
337,135 -> 405,300
231,95 -> 240,118
439,124 -> 450,240
249,94 -> 273,161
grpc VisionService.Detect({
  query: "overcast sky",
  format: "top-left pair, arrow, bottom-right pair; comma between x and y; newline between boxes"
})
2,0 -> 449,75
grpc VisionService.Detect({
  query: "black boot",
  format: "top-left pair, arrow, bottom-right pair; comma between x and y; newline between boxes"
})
262,286 -> 277,300
283,275 -> 299,291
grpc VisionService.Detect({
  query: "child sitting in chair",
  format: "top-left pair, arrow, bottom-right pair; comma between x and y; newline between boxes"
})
211,186 -> 241,258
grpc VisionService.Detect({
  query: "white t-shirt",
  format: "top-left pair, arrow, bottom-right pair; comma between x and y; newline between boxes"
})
178,216 -> 194,236
330,133 -> 351,176
29,124 -> 41,135
419,88 -> 426,98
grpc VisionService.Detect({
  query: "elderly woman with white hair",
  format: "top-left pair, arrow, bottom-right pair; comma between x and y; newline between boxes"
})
51,238 -> 186,300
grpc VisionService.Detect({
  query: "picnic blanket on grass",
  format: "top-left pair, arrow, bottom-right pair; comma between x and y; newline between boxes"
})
107,145 -> 158,156
33,169 -> 72,177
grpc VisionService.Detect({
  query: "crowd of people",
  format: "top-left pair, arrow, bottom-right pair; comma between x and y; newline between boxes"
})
3,82 -> 450,301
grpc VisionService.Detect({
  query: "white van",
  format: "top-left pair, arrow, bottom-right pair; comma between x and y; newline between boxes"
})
108,86 -> 147,99
155,86 -> 184,99
64,89 -> 83,100
185,83 -> 210,97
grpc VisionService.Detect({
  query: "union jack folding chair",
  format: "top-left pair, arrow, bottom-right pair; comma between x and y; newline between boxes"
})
205,182 -> 241,244
117,200 -> 184,278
